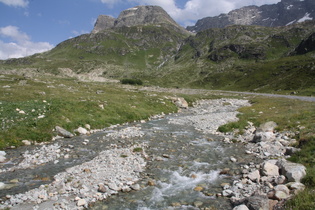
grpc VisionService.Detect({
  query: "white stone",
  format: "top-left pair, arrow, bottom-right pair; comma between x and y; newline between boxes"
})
77,199 -> 86,206
222,189 -> 234,197
0,155 -> 6,163
76,127 -> 88,135
22,140 -> 32,146
108,183 -> 121,191
131,184 -> 140,191
275,184 -> 290,195
287,182 -> 305,192
0,182 -> 6,189
275,190 -> 290,200
261,162 -> 279,176
233,205 -> 249,210
247,170 -> 260,182
85,124 -> 91,130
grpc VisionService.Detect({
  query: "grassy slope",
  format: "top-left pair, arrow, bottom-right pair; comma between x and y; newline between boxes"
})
148,22 -> 315,96
0,25 -> 187,78
0,74 -> 180,149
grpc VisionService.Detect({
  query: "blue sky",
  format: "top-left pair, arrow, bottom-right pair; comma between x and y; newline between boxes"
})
0,0 -> 282,59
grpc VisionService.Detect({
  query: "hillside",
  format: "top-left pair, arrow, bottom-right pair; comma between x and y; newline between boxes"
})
0,6 -> 315,96
152,21 -> 315,95
0,6 -> 189,80
187,0 -> 315,32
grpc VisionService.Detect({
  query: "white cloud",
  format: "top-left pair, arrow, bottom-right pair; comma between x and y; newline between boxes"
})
99,0 -> 281,26
0,26 -> 54,60
100,0 -> 123,8
0,0 -> 29,7
71,30 -> 90,36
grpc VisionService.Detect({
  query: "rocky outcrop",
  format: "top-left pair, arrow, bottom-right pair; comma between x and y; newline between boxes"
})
92,15 -> 116,33
92,5 -> 189,35
292,32 -> 315,55
187,0 -> 315,32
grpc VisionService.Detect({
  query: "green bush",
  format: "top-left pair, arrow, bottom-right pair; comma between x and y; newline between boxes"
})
120,78 -> 143,85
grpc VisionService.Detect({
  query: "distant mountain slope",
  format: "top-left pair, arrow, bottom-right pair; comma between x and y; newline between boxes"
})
187,0 -> 315,32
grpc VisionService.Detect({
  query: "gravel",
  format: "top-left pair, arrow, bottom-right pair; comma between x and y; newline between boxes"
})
169,99 -> 251,133
2,145 -> 147,209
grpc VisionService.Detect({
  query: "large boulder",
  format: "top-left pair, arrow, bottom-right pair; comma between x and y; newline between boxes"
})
261,161 -> 279,177
169,97 -> 189,109
276,159 -> 306,182
252,121 -> 277,143
244,195 -> 269,210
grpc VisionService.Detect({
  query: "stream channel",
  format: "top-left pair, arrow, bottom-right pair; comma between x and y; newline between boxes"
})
0,99 -> 260,209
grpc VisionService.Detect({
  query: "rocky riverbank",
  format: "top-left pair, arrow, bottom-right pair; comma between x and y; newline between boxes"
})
220,121 -> 306,210
1,144 -> 147,209
0,98 -> 307,209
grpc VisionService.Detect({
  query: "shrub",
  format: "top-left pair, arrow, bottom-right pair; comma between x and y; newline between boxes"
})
120,78 -> 143,85
133,147 -> 143,152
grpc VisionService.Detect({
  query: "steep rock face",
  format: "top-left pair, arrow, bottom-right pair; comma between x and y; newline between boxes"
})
115,6 -> 178,28
187,0 -> 315,32
92,15 -> 116,33
92,5 -> 189,35
293,32 -> 315,55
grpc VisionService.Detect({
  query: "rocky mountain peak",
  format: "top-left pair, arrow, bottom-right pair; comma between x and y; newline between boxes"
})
92,5 -> 187,34
187,0 -> 315,32
92,15 -> 116,33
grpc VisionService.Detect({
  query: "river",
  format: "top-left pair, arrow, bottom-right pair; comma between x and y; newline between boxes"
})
0,99 -> 262,209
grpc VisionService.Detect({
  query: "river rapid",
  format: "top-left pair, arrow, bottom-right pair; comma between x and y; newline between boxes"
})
0,98 -> 261,210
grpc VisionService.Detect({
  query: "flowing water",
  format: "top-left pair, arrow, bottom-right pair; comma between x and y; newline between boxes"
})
0,104 -> 259,209
90,111 -> 258,209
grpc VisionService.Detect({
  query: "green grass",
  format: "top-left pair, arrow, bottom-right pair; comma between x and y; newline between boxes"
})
286,138 -> 315,210
218,96 -> 315,139
0,74 -> 179,149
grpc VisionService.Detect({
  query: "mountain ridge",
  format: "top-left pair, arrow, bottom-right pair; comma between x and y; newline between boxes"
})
187,0 -> 315,32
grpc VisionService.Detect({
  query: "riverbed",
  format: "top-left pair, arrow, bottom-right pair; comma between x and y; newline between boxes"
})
0,98 -> 261,209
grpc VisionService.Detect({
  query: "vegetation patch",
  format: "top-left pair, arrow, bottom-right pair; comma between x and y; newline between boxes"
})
133,147 -> 143,152
120,78 -> 143,85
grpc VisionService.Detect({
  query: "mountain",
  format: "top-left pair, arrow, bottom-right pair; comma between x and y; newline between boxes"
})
1,5 -> 315,96
0,6 -> 190,78
92,5 -> 189,35
152,20 -> 315,95
187,0 -> 315,32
